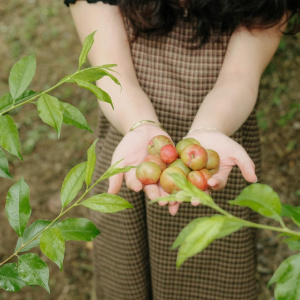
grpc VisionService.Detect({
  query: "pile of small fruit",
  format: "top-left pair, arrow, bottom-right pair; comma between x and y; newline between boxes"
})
136,135 -> 220,193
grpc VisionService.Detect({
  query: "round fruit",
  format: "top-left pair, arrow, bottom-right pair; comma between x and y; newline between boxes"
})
145,153 -> 167,171
187,170 -> 208,191
175,138 -> 201,155
159,166 -> 186,194
169,159 -> 191,175
136,161 -> 161,185
205,149 -> 220,170
180,144 -> 208,170
147,135 -> 173,155
160,144 -> 178,164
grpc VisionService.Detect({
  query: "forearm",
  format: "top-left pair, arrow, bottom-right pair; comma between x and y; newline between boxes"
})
191,23 -> 284,136
69,2 -> 158,135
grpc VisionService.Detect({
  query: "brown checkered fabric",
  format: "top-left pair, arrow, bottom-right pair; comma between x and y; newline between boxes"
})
91,15 -> 261,300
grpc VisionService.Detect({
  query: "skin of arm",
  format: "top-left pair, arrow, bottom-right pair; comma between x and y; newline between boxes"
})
190,22 -> 286,136
69,1 -> 159,134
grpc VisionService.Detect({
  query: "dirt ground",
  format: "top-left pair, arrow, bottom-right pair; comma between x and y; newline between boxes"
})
0,1 -> 300,300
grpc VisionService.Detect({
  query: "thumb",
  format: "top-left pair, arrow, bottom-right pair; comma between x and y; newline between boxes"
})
234,153 -> 257,183
108,173 -> 124,194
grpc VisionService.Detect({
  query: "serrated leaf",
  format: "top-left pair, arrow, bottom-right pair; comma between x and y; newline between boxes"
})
18,253 -> 49,293
37,94 -> 63,138
176,215 -> 225,268
56,218 -> 100,241
5,177 -> 31,237
172,218 -> 208,249
0,147 -> 13,179
0,115 -> 22,159
0,90 -> 37,113
268,254 -> 300,300
74,79 -> 113,109
40,228 -> 65,270
229,183 -> 282,221
78,31 -> 96,69
99,159 -> 136,181
15,220 -> 52,252
61,162 -> 87,208
81,193 -> 133,213
67,68 -> 106,82
0,263 -> 27,292
85,139 -> 98,187
9,54 -> 36,100
60,102 -> 92,133
281,204 -> 300,227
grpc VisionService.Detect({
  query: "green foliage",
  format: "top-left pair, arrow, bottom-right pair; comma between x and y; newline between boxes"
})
269,254 -> 300,300
85,139 -> 98,187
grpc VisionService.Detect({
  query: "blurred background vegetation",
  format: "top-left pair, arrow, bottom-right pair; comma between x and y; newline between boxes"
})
0,1 -> 299,299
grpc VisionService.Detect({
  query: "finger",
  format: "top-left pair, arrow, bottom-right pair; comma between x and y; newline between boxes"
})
108,173 -> 124,194
157,184 -> 169,206
144,184 -> 160,200
236,159 -> 257,183
191,199 -> 201,206
207,166 -> 232,191
124,168 -> 143,192
169,202 -> 180,216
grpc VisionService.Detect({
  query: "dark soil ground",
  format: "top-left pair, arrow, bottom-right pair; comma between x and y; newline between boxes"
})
0,1 -> 299,299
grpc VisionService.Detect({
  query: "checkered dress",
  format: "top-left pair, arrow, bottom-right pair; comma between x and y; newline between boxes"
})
91,15 -> 261,300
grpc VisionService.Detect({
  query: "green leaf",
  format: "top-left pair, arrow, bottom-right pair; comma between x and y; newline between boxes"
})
0,147 -> 13,179
37,94 -> 63,138
229,183 -> 282,221
74,79 -> 114,109
172,218 -> 209,249
61,161 -> 87,208
9,54 -> 36,100
282,238 -> 300,251
0,90 -> 37,113
60,102 -> 92,133
268,254 -> 300,300
169,173 -> 214,206
81,193 -> 133,213
78,31 -> 96,69
0,115 -> 22,159
67,68 -> 106,82
100,69 -> 121,86
100,64 -> 117,70
0,263 -> 27,292
99,159 -> 136,181
56,218 -> 100,241
15,220 -> 52,252
18,253 -> 50,293
5,177 -> 31,237
281,204 -> 300,227
40,228 -> 65,270
176,215 -> 225,268
85,139 -> 98,187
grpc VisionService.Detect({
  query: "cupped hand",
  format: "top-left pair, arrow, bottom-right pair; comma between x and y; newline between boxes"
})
107,124 -> 180,215
186,130 -> 257,191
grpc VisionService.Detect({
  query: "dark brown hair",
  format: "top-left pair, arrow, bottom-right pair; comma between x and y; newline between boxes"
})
119,0 -> 300,43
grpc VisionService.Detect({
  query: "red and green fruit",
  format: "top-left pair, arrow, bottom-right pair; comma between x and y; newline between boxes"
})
209,167 -> 219,175
136,161 -> 162,185
160,144 -> 178,164
180,144 -> 208,170
159,166 -> 186,194
169,159 -> 191,176
145,153 -> 167,171
187,170 -> 208,191
147,135 -> 173,155
175,137 -> 201,155
205,149 -> 220,170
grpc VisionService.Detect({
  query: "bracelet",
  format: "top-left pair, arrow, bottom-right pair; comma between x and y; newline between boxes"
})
184,127 -> 218,138
129,120 -> 166,132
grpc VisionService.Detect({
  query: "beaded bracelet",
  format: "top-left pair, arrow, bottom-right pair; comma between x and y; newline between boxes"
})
186,127 -> 218,135
129,120 -> 166,132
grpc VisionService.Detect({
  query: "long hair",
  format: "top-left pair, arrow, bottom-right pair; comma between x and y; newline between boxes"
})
119,0 -> 300,43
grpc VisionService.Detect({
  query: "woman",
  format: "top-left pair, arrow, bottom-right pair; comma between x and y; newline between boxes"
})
64,1 -> 299,299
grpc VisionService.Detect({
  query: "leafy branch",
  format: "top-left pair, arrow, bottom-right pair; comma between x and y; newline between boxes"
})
0,140 -> 135,292
150,174 -> 300,300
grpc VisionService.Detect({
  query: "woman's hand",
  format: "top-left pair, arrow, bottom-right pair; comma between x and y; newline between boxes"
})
107,124 -> 180,215
186,129 -> 257,191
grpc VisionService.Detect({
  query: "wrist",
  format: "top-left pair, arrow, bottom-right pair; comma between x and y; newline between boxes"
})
129,120 -> 166,133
